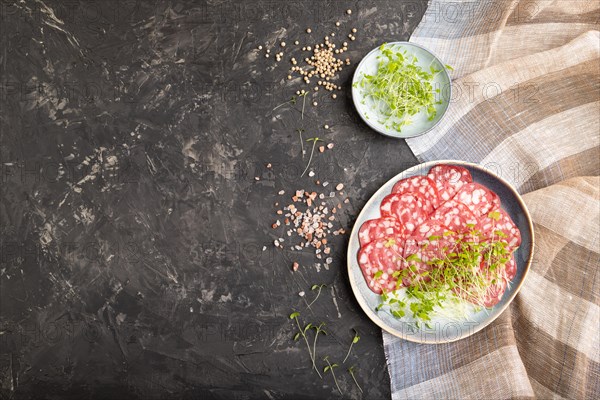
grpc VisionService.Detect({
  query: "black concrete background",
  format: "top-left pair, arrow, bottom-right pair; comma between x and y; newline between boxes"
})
0,1 -> 428,399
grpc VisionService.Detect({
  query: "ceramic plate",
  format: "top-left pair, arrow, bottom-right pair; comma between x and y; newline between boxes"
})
347,161 -> 534,343
351,42 -> 451,138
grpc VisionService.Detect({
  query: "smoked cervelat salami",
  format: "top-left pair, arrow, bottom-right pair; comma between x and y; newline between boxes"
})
403,222 -> 457,277
358,217 -> 405,247
480,254 -> 516,306
427,165 -> 472,202
380,192 -> 427,234
392,176 -> 440,213
478,208 -> 522,251
427,199 -> 479,234
505,254 -> 517,280
357,237 -> 406,294
453,182 -> 501,218
481,276 -> 508,307
356,163 -> 522,309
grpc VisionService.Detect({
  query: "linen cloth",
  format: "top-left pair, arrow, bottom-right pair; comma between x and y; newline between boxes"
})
383,1 -> 600,399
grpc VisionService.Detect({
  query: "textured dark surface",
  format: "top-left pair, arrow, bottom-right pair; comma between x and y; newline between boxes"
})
0,1 -> 427,399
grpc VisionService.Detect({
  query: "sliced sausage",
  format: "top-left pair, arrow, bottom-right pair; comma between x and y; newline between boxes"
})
453,182 -> 501,218
357,237 -> 407,294
358,217 -> 405,247
427,164 -> 472,203
392,175 -> 440,213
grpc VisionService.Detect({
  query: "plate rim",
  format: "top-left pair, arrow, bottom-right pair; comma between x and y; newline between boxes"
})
351,41 -> 453,139
346,160 -> 535,344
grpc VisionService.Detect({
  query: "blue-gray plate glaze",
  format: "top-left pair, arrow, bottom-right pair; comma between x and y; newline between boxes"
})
351,42 -> 452,139
347,161 -> 534,343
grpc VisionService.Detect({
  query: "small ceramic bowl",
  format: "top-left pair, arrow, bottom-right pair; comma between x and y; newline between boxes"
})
351,42 -> 452,139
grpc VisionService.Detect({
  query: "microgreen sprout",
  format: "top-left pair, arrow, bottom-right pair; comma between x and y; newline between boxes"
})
296,128 -> 305,157
311,323 -> 327,375
323,356 -> 342,394
342,329 -> 360,363
355,43 -> 445,132
272,96 -> 297,112
290,312 -> 322,378
375,221 -> 515,324
300,91 -> 308,120
301,137 -> 323,177
348,366 -> 363,393
307,284 -> 327,308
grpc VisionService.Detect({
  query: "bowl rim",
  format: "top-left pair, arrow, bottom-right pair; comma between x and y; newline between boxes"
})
351,41 -> 453,139
346,160 -> 535,344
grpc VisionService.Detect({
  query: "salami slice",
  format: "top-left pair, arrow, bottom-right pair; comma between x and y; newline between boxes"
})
478,207 -> 521,252
358,217 -> 405,247
505,254 -> 517,281
357,237 -> 407,294
453,182 -> 501,218
380,193 -> 427,234
380,193 -> 404,218
481,277 -> 508,307
427,165 -> 472,203
455,261 -> 509,308
391,176 -> 440,213
403,222 -> 457,278
477,252 -> 516,307
427,199 -> 479,234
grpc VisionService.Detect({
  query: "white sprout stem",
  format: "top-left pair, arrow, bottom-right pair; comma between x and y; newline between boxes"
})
272,100 -> 289,111
298,130 -> 305,158
294,318 -> 316,370
349,370 -> 363,393
325,358 -> 342,394
307,286 -> 322,308
311,330 -> 322,378
301,140 -> 318,177
342,342 -> 353,363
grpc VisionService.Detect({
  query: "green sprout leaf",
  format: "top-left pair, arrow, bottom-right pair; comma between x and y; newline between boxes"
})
488,210 -> 501,221
384,238 -> 396,248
